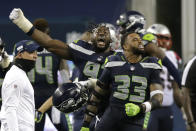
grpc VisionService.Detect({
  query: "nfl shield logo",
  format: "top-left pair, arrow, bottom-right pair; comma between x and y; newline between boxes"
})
97,56 -> 103,61
130,66 -> 135,71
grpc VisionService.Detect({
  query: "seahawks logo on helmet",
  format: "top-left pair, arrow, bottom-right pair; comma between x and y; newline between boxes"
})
56,98 -> 75,112
116,11 -> 146,34
52,82 -> 89,113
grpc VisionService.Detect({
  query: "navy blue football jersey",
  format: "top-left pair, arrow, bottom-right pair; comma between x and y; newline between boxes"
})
68,40 -> 116,81
28,49 -> 61,98
99,54 -> 162,107
68,40 -> 120,118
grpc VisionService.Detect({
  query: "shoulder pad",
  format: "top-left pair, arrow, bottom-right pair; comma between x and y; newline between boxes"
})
69,40 -> 95,55
105,55 -> 126,68
140,57 -> 162,69
72,40 -> 89,46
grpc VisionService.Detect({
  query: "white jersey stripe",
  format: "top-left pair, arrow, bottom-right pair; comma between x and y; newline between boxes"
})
140,63 -> 162,69
181,56 -> 196,86
69,43 -> 95,55
105,61 -> 126,67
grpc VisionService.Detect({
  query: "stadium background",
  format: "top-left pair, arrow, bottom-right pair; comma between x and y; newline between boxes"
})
0,0 -> 195,131
0,0 -> 195,62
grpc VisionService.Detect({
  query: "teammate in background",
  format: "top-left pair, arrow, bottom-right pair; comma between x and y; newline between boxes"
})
81,31 -> 163,131
116,11 -> 181,87
29,18 -> 70,131
146,24 -> 184,131
0,40 -> 43,131
181,56 -> 196,131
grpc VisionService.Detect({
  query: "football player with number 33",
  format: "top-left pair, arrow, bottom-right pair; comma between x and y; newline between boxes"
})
81,31 -> 164,131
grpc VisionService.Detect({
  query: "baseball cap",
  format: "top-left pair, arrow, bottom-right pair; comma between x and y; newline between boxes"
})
13,40 -> 43,56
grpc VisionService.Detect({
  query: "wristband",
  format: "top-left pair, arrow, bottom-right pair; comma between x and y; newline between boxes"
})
150,90 -> 164,98
142,102 -> 152,112
26,26 -> 35,36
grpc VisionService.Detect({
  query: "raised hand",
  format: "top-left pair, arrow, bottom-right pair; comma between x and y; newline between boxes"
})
9,8 -> 33,33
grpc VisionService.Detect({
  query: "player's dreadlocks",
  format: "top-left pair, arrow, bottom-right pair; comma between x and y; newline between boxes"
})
33,18 -> 49,33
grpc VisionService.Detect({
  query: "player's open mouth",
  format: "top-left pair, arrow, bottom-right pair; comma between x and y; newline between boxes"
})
138,44 -> 144,50
97,39 -> 106,47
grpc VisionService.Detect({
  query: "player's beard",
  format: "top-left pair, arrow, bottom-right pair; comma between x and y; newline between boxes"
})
132,47 -> 144,55
93,43 -> 110,53
14,58 -> 36,72
92,36 -> 111,53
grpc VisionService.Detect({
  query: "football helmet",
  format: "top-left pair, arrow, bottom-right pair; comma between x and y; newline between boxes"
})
147,24 -> 172,50
116,10 -> 146,34
52,82 -> 88,113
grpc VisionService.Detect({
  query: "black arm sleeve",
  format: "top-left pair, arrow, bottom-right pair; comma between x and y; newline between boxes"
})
162,56 -> 181,86
150,69 -> 162,85
98,67 -> 111,87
